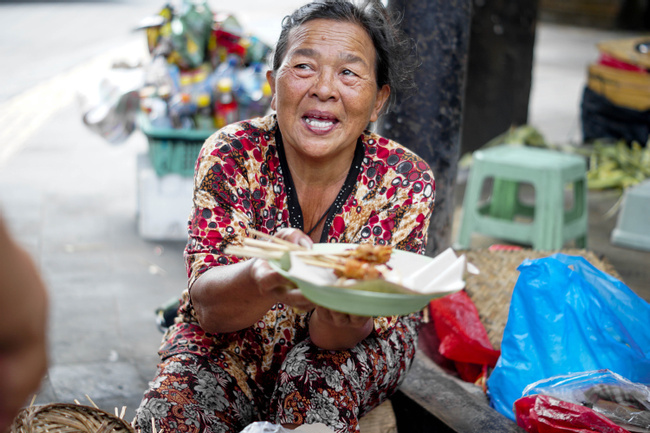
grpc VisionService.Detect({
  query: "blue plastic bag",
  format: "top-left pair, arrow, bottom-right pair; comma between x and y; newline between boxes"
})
487,253 -> 650,421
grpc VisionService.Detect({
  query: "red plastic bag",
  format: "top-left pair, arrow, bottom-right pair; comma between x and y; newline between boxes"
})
515,394 -> 630,433
420,290 -> 500,385
520,370 -> 650,432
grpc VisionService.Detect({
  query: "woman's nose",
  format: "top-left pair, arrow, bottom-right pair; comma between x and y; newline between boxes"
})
311,70 -> 338,101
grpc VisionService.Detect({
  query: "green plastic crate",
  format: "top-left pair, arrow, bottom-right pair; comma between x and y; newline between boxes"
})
138,114 -> 214,177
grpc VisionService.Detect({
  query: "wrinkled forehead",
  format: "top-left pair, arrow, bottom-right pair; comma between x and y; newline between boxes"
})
283,19 -> 377,65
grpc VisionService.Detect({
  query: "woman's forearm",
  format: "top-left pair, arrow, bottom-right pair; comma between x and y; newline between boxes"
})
190,260 -> 275,334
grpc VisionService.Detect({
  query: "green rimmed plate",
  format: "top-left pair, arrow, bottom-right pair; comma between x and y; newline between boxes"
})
268,243 -> 466,317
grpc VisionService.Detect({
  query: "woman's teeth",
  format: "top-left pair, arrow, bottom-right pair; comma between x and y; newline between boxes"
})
305,117 -> 334,128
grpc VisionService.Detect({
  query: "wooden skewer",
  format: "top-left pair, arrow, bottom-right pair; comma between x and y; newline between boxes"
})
299,254 -> 348,267
292,249 -> 353,257
226,241 -> 352,269
223,245 -> 284,261
247,228 -> 306,250
244,238 -> 294,251
319,255 -> 348,265
299,257 -> 346,272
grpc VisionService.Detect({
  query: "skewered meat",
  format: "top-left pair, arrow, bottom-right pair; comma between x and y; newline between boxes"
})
349,244 -> 392,264
333,245 -> 393,281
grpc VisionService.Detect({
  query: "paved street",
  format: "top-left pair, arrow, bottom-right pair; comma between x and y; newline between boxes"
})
1,0 -> 649,427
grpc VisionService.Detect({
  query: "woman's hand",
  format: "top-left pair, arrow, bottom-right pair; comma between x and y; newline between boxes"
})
191,227 -> 316,333
251,227 -> 316,311
249,258 -> 316,312
267,229 -> 375,350
309,307 -> 374,351
271,227 -> 313,250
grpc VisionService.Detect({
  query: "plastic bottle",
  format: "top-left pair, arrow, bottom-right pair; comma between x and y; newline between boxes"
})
247,81 -> 272,119
178,73 -> 194,94
151,86 -> 173,129
190,68 -> 213,130
236,62 -> 266,117
166,63 -> 181,94
144,55 -> 178,92
194,93 -> 214,130
207,54 -> 240,97
190,67 -> 211,101
139,85 -> 173,129
214,77 -> 238,129
168,92 -> 196,129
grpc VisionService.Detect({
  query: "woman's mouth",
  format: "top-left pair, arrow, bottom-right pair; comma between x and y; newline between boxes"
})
303,114 -> 338,133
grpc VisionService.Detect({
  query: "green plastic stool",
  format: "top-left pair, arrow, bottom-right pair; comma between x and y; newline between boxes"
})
455,146 -> 588,250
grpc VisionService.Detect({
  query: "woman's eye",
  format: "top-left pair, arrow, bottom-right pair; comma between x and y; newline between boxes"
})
342,69 -> 356,76
296,63 -> 311,70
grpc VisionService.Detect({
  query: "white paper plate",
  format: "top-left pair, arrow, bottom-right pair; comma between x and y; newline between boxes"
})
268,243 -> 466,317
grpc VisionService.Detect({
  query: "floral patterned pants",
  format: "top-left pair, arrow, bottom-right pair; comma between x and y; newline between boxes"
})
135,314 -> 421,433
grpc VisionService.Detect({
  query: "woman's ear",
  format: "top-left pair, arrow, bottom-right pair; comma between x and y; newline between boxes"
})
370,84 -> 390,122
266,70 -> 277,112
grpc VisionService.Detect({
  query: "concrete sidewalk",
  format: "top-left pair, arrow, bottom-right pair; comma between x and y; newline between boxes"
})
0,0 -> 302,422
0,96 -> 183,420
0,18 -> 649,428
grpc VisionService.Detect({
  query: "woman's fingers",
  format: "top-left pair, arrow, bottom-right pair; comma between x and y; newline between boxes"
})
274,227 -> 313,249
278,288 -> 317,312
250,259 -> 315,311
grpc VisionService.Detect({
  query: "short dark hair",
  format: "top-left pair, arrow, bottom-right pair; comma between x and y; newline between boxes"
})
271,0 -> 418,113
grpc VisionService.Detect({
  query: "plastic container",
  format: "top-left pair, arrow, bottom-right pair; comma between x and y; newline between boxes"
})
137,154 -> 194,241
138,113 -> 212,177
611,179 -> 650,251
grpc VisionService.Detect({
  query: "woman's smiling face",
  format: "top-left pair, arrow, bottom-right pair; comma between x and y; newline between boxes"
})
267,18 -> 390,161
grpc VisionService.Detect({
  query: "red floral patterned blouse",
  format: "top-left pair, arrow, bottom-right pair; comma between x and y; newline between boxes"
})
161,114 -> 435,359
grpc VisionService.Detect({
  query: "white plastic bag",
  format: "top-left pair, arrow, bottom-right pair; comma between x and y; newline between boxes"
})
240,422 -> 335,433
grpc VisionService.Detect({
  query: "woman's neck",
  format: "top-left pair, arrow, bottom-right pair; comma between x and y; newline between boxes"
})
291,166 -> 348,239
284,147 -> 354,241
284,146 -> 354,188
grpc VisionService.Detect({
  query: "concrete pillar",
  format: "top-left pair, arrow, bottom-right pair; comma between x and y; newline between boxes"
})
378,0 -> 473,256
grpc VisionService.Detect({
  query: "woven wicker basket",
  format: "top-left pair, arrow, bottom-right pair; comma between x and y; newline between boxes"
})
10,403 -> 135,433
460,248 -> 620,351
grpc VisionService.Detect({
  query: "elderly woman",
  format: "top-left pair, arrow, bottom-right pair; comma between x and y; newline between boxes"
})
136,0 -> 434,432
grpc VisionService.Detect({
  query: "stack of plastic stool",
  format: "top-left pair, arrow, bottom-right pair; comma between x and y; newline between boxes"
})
455,145 -> 588,251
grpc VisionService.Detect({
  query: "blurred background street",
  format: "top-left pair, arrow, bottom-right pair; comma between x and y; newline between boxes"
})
0,0 -> 306,421
1,0 -> 649,427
